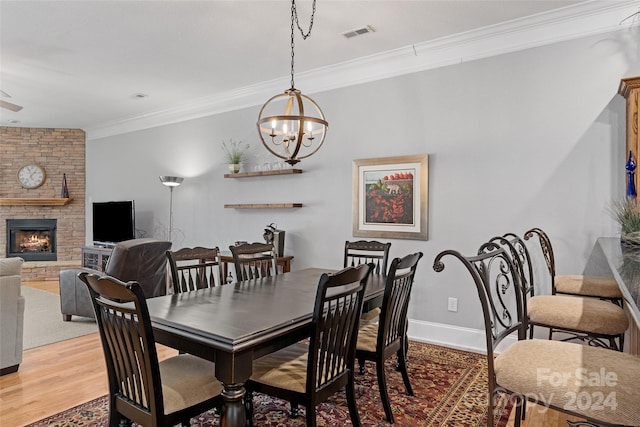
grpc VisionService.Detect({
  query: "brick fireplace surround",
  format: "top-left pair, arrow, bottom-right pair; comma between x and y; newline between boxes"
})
1,127 -> 86,280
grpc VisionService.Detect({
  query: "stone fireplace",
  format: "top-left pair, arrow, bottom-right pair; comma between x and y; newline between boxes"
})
6,219 -> 57,261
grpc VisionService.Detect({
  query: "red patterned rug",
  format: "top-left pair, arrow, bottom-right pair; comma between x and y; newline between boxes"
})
27,341 -> 512,426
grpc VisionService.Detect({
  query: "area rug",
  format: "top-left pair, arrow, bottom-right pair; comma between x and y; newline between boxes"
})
26,341 -> 512,426
22,285 -> 97,349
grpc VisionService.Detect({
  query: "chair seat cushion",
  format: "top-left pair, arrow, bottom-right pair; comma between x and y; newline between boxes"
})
555,275 -> 622,299
528,295 -> 629,335
356,322 -> 378,353
250,342 -> 309,394
494,339 -> 640,426
160,354 -> 222,415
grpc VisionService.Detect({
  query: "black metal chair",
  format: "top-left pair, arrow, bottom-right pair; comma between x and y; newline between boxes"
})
229,242 -> 278,281
79,273 -> 223,427
355,252 -> 423,423
166,246 -> 222,293
524,227 -> 623,305
245,264 -> 373,427
510,231 -> 628,351
434,245 -> 640,427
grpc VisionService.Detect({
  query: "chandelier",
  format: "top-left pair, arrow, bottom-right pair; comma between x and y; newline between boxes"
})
257,0 -> 328,166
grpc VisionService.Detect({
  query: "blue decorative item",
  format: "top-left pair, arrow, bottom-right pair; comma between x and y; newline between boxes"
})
627,150 -> 637,199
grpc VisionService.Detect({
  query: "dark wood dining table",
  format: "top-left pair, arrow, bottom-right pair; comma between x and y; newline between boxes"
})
146,268 -> 386,427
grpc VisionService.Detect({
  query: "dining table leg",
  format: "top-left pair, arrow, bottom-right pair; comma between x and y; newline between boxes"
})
220,382 -> 246,427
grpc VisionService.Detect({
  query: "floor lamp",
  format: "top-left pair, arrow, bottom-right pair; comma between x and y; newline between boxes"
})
159,176 -> 183,241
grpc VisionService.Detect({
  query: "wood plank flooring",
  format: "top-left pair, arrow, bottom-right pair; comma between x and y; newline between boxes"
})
0,281 -> 579,426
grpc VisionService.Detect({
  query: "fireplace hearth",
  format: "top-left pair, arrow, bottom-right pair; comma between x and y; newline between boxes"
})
6,219 -> 57,261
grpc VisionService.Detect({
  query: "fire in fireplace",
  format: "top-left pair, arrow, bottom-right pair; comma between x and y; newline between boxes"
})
6,219 -> 57,261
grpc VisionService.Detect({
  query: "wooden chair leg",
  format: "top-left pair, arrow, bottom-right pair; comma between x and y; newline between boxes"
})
376,358 -> 394,423
357,358 -> 365,375
346,372 -> 362,427
396,348 -> 414,396
244,390 -> 254,427
305,404 -> 317,427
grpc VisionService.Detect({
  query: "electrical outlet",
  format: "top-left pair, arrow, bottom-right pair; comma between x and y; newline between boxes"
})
448,297 -> 458,312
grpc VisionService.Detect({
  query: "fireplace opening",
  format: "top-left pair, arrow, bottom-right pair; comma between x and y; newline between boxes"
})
6,219 -> 57,261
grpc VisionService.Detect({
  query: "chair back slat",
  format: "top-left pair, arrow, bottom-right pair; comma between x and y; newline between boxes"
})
166,247 -> 222,293
378,252 -> 423,350
229,242 -> 278,281
308,264 -> 372,393
344,240 -> 391,275
80,273 -> 162,424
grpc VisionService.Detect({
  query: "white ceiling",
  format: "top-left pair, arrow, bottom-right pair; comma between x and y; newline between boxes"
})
1,0 -> 638,137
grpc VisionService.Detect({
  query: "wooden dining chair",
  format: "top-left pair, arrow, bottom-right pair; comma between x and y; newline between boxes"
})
434,245 -> 640,427
166,246 -> 222,293
78,273 -> 223,427
344,240 -> 391,275
245,263 -> 374,427
355,252 -> 423,423
488,233 -> 628,351
229,242 -> 278,281
524,227 -> 623,305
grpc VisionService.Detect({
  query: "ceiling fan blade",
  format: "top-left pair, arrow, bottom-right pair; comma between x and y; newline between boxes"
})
0,100 -> 23,112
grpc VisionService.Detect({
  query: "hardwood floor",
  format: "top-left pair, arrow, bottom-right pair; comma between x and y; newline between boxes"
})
0,281 -> 580,426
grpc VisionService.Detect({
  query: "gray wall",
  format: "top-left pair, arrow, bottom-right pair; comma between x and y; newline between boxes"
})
87,28 -> 639,344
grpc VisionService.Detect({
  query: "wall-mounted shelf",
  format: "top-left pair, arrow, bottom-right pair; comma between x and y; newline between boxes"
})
224,203 -> 303,209
0,197 -> 73,206
224,169 -> 302,178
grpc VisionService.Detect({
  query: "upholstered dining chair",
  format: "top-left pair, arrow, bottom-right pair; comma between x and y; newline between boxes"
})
524,227 -> 623,305
434,245 -> 640,427
489,234 -> 628,351
166,246 -> 222,293
355,252 -> 423,423
229,242 -> 278,281
245,263 -> 374,427
79,273 -> 223,427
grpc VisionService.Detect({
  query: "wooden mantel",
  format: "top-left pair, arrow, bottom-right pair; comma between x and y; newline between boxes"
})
619,76 -> 640,192
0,197 -> 73,206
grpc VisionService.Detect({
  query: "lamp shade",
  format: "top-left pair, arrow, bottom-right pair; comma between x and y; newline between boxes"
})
159,176 -> 183,187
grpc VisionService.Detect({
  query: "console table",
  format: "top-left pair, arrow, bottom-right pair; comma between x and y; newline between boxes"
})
81,245 -> 112,271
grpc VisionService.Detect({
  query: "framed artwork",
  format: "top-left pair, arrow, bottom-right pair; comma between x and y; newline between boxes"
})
352,154 -> 428,240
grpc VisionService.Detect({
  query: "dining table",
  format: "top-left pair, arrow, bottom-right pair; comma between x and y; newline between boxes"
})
146,267 -> 386,427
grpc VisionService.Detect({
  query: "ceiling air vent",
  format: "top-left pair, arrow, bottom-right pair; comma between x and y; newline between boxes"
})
341,25 -> 375,39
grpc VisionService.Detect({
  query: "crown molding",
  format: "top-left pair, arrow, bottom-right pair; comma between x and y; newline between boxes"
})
87,0 -> 640,141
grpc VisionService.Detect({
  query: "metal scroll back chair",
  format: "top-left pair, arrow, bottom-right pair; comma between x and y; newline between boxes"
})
355,252 -> 423,423
434,245 -> 640,427
524,227 -> 623,304
78,273 -> 223,427
344,240 -> 391,275
229,242 -> 278,281
515,231 -> 628,351
166,246 -> 222,293
245,264 -> 374,427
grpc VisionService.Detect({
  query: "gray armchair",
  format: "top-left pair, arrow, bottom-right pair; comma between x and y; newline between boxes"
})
59,238 -> 171,321
1,257 -> 25,375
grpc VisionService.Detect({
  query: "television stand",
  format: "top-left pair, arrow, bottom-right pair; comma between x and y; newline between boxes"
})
81,245 -> 113,272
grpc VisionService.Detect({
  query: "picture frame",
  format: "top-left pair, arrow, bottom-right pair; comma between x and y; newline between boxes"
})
352,154 -> 428,240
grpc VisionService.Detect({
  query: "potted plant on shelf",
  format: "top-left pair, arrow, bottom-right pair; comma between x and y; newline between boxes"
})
611,198 -> 640,246
222,139 -> 250,173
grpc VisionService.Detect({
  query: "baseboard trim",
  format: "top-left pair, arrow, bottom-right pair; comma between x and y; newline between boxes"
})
408,319 -> 517,354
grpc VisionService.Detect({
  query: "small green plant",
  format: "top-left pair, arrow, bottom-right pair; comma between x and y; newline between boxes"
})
611,198 -> 640,233
222,139 -> 250,164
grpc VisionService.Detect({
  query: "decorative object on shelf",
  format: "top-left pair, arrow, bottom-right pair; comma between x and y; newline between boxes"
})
159,175 -> 184,241
17,163 -> 46,189
256,0 -> 328,166
610,198 -> 640,246
627,151 -> 637,199
222,139 -> 250,173
60,173 -> 70,198
263,223 -> 286,256
352,155 -> 429,241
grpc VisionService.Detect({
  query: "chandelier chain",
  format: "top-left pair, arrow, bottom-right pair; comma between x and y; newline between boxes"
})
290,0 -> 316,89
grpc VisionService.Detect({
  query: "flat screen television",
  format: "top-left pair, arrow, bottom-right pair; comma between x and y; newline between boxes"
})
92,200 -> 135,247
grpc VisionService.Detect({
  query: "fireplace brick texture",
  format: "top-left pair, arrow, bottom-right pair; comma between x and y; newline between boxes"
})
1,127 -> 85,280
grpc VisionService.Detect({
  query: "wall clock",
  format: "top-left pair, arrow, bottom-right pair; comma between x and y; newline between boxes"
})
17,164 -> 46,189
